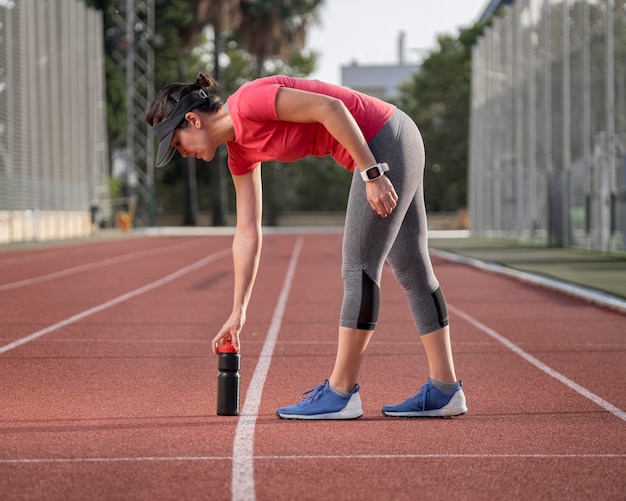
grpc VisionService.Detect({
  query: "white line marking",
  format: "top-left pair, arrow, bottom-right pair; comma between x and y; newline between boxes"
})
231,237 -> 304,501
0,248 -> 86,266
1,453 -> 624,465
0,239 -> 208,291
448,304 -> 626,422
259,453 -> 626,460
0,249 -> 231,355
0,242 -> 131,266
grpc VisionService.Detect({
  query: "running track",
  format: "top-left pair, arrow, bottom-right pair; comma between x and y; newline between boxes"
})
1,232 -> 625,500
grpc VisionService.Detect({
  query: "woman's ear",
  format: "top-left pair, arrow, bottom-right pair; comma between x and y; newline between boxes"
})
184,111 -> 202,128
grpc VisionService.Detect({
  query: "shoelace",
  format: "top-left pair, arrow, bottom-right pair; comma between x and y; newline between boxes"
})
301,383 -> 327,402
412,384 -> 430,411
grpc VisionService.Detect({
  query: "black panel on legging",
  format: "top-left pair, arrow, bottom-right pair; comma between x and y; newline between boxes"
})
356,270 -> 380,330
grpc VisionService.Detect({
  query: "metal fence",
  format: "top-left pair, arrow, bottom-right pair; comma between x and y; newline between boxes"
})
0,0 -> 109,243
469,0 -> 626,251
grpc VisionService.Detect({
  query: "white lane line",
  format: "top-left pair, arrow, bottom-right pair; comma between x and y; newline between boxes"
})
257,453 -> 626,459
0,239 -> 209,291
0,249 -> 231,355
448,304 -> 626,422
0,242 -> 128,266
232,237 -> 304,501
1,453 -> 625,464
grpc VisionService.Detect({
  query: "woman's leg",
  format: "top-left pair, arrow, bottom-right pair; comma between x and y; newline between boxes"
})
420,325 -> 457,383
332,111 -> 422,392
382,195 -> 466,416
376,113 -> 459,386
328,327 -> 375,393
385,194 -> 458,383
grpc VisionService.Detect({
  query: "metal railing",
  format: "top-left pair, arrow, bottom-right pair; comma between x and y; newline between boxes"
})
0,0 -> 109,243
469,0 -> 626,251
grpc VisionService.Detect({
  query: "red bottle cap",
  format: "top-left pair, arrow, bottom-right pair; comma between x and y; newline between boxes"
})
219,340 -> 239,354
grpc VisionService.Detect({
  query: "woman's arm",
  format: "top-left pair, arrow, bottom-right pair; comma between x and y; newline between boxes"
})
275,87 -> 377,170
275,87 -> 397,217
211,167 -> 263,354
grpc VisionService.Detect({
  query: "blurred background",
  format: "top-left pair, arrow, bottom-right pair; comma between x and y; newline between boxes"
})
0,0 -> 624,253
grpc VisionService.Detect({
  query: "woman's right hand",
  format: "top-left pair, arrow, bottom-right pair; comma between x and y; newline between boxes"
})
212,168 -> 262,356
211,311 -> 245,355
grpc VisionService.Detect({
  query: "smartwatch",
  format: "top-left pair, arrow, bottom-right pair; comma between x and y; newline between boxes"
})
360,162 -> 389,182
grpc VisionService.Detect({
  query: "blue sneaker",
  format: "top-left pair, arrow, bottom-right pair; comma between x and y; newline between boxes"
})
381,378 -> 467,418
276,380 -> 363,420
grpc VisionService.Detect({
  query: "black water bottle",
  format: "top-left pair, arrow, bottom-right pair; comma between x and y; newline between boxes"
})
217,340 -> 240,416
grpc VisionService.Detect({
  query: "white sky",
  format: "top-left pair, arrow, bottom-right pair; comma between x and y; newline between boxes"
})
305,0 -> 490,85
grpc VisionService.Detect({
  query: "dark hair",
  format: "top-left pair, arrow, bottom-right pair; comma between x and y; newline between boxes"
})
146,73 -> 222,126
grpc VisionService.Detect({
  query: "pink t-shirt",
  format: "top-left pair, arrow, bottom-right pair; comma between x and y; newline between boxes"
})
225,76 -> 396,175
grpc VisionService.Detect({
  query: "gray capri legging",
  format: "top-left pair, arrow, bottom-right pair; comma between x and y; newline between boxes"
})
340,109 -> 449,335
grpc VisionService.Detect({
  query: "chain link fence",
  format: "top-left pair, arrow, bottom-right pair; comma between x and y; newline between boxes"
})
469,0 -> 626,251
0,0 -> 109,243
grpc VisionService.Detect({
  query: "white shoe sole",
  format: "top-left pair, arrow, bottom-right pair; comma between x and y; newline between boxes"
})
382,390 -> 468,418
277,393 -> 363,420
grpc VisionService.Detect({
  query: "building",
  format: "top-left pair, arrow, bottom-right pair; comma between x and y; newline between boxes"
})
339,0 -> 512,101
340,31 -> 419,101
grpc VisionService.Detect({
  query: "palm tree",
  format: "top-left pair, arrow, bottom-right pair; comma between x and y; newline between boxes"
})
238,0 -> 324,77
176,0 -> 325,225
179,0 -> 241,226
235,0 -> 325,225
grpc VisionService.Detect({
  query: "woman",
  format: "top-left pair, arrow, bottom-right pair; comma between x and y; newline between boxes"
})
146,73 -> 467,420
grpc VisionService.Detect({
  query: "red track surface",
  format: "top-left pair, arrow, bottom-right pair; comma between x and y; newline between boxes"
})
1,233 -> 625,500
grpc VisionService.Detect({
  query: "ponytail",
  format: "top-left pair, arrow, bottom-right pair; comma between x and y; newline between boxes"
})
146,72 -> 222,126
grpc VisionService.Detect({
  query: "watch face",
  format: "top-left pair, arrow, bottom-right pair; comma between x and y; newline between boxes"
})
366,167 -> 380,179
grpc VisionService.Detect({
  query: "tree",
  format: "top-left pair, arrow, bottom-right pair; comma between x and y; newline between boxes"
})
178,0 -> 242,226
88,0 -> 345,226
237,0 -> 324,78
162,0 -> 325,225
396,25 -> 484,213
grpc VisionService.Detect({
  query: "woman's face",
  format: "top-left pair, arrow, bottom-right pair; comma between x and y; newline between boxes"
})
171,114 -> 217,163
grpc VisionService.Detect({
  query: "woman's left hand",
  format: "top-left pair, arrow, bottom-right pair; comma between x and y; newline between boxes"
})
366,176 -> 398,218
